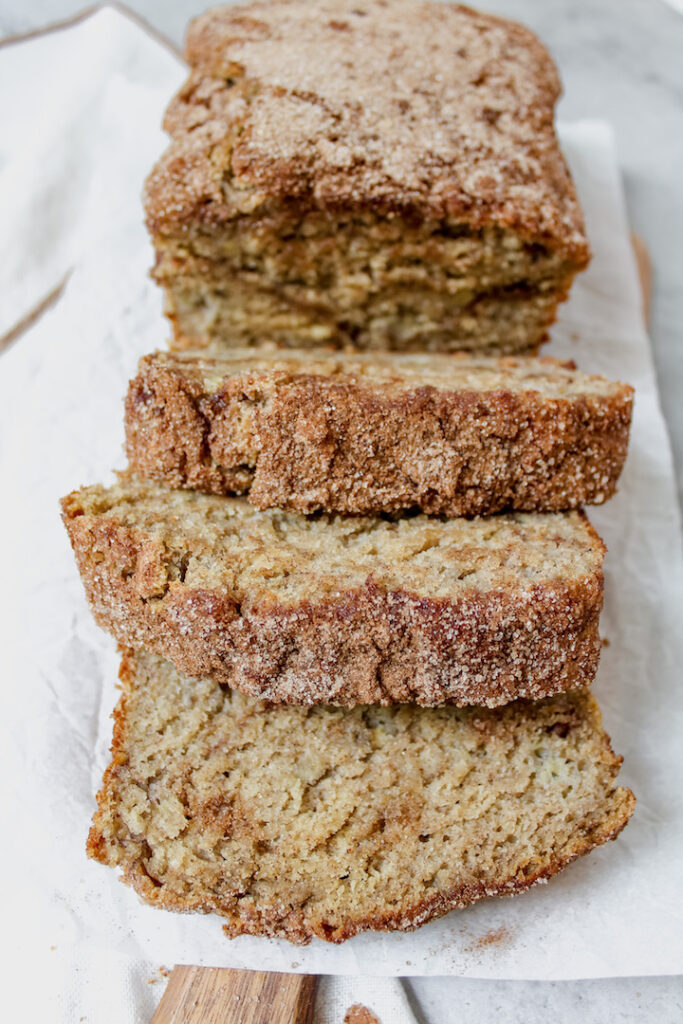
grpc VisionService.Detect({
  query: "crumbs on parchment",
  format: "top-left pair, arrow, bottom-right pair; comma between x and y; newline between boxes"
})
464,925 -> 511,952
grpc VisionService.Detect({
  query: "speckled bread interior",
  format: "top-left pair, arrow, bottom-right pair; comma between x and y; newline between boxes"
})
61,476 -> 606,707
146,0 -> 590,353
125,349 -> 633,516
87,650 -> 634,944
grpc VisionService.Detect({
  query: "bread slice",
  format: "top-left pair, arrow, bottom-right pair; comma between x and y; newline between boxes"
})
88,650 -> 634,944
61,476 -> 606,707
125,349 -> 633,516
146,0 -> 589,354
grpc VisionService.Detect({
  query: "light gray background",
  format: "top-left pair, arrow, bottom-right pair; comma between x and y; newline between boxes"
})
2,0 -> 682,507
2,1 -> 681,1021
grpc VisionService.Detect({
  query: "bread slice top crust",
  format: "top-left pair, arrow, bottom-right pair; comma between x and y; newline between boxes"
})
145,0 -> 589,264
138,349 -> 632,402
61,475 -> 605,607
88,650 -> 634,944
124,348 -> 633,517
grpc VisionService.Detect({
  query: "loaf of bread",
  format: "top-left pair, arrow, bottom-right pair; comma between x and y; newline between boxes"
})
126,349 -> 633,516
88,650 -> 634,944
61,476 -> 606,707
146,0 -> 589,354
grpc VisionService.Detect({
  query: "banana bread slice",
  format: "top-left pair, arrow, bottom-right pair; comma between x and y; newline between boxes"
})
88,650 -> 634,944
126,349 -> 633,516
146,0 -> 589,354
61,476 -> 605,707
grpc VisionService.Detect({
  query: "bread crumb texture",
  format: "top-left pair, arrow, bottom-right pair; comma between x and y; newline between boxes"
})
88,651 -> 634,944
61,476 -> 606,706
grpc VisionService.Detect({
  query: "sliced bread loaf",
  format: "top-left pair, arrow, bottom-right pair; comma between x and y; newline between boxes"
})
88,650 -> 634,944
147,0 -> 589,354
61,476 -> 606,707
125,349 -> 633,516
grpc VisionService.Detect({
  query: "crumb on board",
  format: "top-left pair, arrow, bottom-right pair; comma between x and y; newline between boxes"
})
147,965 -> 172,985
344,1004 -> 381,1024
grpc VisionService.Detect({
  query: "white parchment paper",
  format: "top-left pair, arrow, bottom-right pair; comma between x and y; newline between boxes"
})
1,9 -> 682,982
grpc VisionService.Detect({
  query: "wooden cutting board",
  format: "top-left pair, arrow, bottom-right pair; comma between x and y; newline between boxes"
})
150,966 -> 318,1024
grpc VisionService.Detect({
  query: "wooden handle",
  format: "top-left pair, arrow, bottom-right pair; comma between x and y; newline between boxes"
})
150,965 -> 318,1024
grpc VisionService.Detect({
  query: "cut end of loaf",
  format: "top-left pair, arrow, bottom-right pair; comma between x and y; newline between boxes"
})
145,0 -> 589,354
87,651 -> 634,944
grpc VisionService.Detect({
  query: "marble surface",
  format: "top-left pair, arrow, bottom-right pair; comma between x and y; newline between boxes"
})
1,2 -> 681,1021
1,0 -> 682,507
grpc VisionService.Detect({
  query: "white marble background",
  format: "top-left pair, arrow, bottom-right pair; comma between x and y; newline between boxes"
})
2,2 -> 681,1022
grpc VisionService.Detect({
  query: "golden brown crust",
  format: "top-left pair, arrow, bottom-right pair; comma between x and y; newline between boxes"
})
144,1 -> 589,353
87,652 -> 635,944
125,351 -> 633,516
61,486 -> 606,707
145,0 -> 589,263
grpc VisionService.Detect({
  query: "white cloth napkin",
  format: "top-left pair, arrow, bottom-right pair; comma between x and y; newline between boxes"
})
1,7 -> 682,1023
